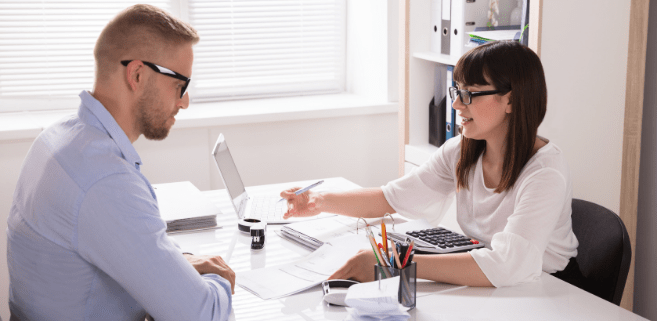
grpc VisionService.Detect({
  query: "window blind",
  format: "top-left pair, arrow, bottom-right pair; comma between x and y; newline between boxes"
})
0,1 -> 170,98
188,0 -> 346,102
0,0 -> 346,105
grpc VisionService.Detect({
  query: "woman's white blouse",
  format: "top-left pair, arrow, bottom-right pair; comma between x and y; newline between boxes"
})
382,137 -> 579,287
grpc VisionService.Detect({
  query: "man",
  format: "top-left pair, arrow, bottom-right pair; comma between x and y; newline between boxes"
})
7,5 -> 234,320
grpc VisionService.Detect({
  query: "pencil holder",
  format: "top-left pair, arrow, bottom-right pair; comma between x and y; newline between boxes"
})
373,262 -> 417,309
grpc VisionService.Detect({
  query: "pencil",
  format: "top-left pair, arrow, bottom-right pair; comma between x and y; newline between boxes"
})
391,240 -> 402,268
367,226 -> 388,267
366,228 -> 391,278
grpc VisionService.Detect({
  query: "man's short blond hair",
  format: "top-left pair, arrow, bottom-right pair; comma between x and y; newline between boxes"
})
94,4 -> 199,81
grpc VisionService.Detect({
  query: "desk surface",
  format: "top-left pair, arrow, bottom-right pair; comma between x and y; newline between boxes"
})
169,177 -> 647,321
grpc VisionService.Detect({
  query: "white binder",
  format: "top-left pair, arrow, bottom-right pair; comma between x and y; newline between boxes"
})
440,0 -> 451,55
450,0 -> 490,57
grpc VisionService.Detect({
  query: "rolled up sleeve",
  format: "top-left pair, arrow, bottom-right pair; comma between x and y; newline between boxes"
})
469,168 -> 568,287
382,138 -> 459,223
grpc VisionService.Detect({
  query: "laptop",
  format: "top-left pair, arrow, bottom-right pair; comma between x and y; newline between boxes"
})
211,133 -> 334,224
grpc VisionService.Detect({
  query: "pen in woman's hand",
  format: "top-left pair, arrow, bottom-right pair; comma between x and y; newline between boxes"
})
278,180 -> 324,202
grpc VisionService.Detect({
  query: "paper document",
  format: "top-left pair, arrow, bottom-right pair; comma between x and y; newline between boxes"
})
344,276 -> 410,320
237,234 -> 371,300
153,181 -> 222,232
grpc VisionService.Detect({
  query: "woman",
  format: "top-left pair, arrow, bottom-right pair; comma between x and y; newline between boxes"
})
281,41 -> 578,287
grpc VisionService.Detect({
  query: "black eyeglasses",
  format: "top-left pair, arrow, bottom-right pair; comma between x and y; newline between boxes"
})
448,86 -> 501,105
121,60 -> 191,99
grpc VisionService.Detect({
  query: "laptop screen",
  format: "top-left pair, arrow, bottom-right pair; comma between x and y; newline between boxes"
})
212,134 -> 246,211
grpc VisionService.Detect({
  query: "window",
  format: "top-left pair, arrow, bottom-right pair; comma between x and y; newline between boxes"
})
188,0 -> 346,102
0,0 -> 346,109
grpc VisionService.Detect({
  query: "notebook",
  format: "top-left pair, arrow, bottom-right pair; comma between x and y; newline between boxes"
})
211,133 -> 334,224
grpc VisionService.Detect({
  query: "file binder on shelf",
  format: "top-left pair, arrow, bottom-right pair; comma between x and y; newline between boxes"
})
430,64 -> 447,147
429,96 -> 447,147
440,0 -> 451,55
445,66 -> 455,140
435,0 -> 490,57
455,110 -> 463,136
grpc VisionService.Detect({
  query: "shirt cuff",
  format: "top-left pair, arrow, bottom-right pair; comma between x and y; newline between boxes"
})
470,231 -> 543,287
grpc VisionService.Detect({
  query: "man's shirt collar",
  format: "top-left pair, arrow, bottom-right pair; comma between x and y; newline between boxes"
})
78,90 -> 142,169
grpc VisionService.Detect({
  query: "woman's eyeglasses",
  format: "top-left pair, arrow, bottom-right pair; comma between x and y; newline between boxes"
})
121,60 -> 190,99
448,87 -> 501,105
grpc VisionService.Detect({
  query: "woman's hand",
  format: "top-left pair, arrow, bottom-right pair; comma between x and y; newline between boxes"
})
281,187 -> 322,219
328,249 -> 378,283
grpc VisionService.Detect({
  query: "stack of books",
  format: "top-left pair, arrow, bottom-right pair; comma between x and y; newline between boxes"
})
153,181 -> 222,233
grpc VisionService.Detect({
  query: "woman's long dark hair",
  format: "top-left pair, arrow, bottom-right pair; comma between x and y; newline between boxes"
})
454,40 -> 547,193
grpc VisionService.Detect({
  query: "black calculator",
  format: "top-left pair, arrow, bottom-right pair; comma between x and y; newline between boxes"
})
388,226 -> 484,254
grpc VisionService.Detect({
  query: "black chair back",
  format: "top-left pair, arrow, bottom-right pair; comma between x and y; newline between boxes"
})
565,198 -> 632,305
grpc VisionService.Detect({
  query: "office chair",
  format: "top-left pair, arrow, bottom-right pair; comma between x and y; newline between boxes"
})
553,198 -> 632,306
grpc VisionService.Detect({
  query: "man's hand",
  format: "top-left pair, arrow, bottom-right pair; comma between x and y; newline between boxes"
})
280,187 -> 322,219
328,249 -> 378,283
184,254 -> 236,294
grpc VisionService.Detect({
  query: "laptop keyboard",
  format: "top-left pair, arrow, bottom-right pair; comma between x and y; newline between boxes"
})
249,196 -> 286,221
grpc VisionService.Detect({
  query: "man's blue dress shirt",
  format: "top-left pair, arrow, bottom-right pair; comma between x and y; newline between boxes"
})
7,91 -> 232,321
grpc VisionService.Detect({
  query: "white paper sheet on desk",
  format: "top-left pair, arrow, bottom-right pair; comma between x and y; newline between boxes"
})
344,276 -> 410,320
237,234 -> 371,300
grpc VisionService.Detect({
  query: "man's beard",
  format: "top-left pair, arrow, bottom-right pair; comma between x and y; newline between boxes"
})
136,83 -> 174,141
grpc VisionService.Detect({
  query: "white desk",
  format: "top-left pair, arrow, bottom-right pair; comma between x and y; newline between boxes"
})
169,177 -> 647,321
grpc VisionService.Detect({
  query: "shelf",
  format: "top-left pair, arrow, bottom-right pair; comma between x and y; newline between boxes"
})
412,51 -> 460,65
405,143 -> 439,167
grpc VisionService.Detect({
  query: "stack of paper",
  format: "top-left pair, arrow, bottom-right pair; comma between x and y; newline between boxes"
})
152,181 -> 222,233
344,276 -> 410,321
468,29 -> 521,44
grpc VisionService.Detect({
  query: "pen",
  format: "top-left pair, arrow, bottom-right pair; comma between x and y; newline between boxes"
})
381,221 -> 387,254
378,243 -> 391,266
401,240 -> 415,268
387,240 -> 393,266
278,180 -> 324,202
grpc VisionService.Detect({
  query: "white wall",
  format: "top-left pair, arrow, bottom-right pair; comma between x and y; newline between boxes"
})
538,0 -> 657,315
0,112 -> 398,320
538,0 -> 630,215
634,1 -> 657,318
